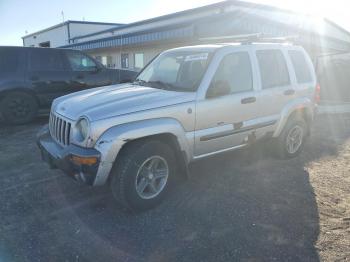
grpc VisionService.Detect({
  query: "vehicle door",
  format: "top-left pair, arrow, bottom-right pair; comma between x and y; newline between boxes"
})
64,50 -> 112,90
194,50 -> 262,157
26,48 -> 71,107
254,48 -> 295,121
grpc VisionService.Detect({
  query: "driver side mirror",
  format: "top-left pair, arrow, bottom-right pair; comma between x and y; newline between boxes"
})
206,80 -> 231,98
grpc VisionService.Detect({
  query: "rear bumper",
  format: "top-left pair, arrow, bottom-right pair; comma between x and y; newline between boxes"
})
37,125 -> 101,185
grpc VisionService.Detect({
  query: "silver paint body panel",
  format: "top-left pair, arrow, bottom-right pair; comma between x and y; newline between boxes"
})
49,43 -> 317,186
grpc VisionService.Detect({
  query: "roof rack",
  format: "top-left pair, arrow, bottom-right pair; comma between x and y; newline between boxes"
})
199,33 -> 299,44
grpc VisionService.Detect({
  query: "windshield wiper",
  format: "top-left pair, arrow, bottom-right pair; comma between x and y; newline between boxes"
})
133,79 -> 148,86
134,80 -> 175,90
147,80 -> 174,90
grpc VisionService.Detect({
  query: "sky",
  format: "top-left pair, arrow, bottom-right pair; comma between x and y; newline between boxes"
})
0,0 -> 349,46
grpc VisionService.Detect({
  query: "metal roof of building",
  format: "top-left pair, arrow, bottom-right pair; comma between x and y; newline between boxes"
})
22,20 -> 125,39
59,0 -> 350,53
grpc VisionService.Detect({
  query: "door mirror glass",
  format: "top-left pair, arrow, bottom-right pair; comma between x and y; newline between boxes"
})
206,80 -> 231,98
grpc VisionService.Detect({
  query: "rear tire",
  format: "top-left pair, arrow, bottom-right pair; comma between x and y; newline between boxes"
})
1,92 -> 38,125
275,117 -> 307,159
110,139 -> 176,212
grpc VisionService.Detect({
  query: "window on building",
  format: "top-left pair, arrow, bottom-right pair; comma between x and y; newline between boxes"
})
102,56 -> 108,66
39,41 -> 50,48
29,49 -> 65,71
121,53 -> 129,68
210,52 -> 253,94
97,56 -> 113,68
134,53 -> 144,69
288,50 -> 313,83
0,49 -> 19,73
257,50 -> 290,89
66,51 -> 97,71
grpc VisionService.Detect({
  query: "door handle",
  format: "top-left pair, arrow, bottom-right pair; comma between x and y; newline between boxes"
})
284,89 -> 295,96
241,97 -> 256,104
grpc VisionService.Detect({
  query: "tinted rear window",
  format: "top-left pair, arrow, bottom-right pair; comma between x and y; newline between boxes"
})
0,49 -> 19,72
29,49 -> 65,71
288,50 -> 313,83
257,50 -> 290,89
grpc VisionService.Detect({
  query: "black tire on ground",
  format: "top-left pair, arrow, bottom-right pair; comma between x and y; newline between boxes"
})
110,139 -> 176,212
275,117 -> 308,159
1,92 -> 38,125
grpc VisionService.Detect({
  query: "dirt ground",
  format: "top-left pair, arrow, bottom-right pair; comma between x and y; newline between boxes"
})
0,113 -> 349,262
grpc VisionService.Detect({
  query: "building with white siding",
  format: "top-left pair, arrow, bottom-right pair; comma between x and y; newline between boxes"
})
22,20 -> 123,48
56,1 -> 350,71
22,1 -> 350,70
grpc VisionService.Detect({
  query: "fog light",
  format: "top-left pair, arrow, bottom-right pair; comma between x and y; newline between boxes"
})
71,155 -> 98,165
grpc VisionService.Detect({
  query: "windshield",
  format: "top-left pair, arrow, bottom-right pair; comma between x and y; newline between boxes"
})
134,50 -> 212,92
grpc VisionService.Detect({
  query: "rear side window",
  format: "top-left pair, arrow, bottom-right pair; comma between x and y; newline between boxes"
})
29,49 -> 65,71
257,50 -> 290,89
0,49 -> 19,72
288,50 -> 313,83
66,51 -> 97,71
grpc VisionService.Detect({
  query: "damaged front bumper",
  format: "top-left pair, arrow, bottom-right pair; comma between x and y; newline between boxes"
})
36,125 -> 101,185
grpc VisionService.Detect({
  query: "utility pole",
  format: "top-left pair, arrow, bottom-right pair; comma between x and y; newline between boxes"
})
61,11 -> 65,22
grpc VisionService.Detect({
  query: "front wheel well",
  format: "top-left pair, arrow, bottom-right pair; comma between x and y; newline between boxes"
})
112,133 -> 189,182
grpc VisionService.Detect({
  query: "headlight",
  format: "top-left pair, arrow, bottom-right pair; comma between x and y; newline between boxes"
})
75,117 -> 90,142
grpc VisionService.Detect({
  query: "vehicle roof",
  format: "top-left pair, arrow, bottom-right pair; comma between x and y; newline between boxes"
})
165,42 -> 299,53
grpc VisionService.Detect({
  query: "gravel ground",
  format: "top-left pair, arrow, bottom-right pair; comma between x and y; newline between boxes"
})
0,114 -> 349,262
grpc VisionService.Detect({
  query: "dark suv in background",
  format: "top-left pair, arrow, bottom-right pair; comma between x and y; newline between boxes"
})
0,46 -> 137,124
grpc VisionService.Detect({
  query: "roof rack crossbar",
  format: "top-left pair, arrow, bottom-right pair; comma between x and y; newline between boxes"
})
199,33 -> 299,44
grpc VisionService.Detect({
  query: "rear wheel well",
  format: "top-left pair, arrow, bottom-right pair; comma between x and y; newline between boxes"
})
287,107 -> 312,135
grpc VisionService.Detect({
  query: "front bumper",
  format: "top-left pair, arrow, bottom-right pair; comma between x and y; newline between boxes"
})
37,125 -> 101,185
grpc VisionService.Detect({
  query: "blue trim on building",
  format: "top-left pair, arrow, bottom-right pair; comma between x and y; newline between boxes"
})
61,10 -> 350,53
61,24 -> 195,50
69,1 -> 230,41
68,20 -> 124,26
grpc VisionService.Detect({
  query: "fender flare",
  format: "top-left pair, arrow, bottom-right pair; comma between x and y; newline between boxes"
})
273,97 -> 314,137
93,118 -> 192,186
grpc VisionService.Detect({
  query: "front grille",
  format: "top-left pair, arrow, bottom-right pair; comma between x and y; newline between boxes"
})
49,113 -> 71,146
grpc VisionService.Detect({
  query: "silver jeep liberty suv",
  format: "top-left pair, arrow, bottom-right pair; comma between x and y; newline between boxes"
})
38,42 -> 318,211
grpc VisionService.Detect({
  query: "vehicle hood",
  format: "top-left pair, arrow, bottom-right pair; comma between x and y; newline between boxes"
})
53,83 -> 196,121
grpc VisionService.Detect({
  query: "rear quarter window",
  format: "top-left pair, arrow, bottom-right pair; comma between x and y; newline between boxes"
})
288,50 -> 313,83
0,49 -> 19,73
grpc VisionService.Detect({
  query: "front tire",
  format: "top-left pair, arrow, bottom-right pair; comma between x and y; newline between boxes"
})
110,140 -> 176,212
1,92 -> 38,125
276,118 -> 307,159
